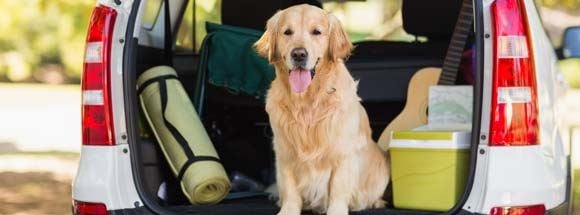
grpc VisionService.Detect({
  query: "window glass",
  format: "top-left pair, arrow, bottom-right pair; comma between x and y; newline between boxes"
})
176,0 -> 421,52
175,0 -> 194,51
195,0 -> 221,51
175,0 -> 221,52
323,0 -> 416,42
142,0 -> 163,29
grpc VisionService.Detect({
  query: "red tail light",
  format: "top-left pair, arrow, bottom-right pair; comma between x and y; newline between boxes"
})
81,5 -> 117,146
489,0 -> 539,146
490,204 -> 545,215
73,200 -> 107,215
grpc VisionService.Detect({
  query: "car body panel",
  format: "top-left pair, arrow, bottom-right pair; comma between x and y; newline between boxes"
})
482,146 -> 565,212
73,145 -> 141,210
462,0 -> 568,213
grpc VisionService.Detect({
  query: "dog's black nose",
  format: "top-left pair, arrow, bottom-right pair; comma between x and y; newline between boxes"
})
291,48 -> 308,66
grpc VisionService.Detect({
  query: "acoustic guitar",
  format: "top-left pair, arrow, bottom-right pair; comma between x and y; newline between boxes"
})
376,0 -> 473,152
377,68 -> 441,151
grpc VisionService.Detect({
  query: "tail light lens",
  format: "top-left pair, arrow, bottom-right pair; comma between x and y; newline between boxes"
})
490,204 -> 545,215
81,5 -> 117,146
73,200 -> 107,215
489,0 -> 539,146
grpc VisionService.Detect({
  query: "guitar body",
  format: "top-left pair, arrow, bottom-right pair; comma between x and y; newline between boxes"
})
377,68 -> 441,151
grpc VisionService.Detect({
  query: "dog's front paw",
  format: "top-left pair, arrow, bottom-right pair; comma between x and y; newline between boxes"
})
372,199 -> 386,209
265,183 -> 280,202
277,206 -> 300,215
326,204 -> 349,215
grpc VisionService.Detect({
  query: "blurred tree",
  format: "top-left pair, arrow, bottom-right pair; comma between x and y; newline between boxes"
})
537,0 -> 580,12
0,0 -> 93,83
0,0 -> 578,85
195,0 -> 221,52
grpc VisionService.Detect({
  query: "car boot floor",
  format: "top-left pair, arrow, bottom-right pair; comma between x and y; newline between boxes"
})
166,197 -> 438,215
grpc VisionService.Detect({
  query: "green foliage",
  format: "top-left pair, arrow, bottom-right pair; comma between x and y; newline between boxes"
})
195,0 -> 221,51
560,58 -> 580,88
537,0 -> 580,11
0,0 -> 577,84
0,0 -> 94,82
574,169 -> 580,209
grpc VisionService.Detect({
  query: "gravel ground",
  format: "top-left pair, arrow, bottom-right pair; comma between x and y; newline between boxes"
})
0,153 -> 78,215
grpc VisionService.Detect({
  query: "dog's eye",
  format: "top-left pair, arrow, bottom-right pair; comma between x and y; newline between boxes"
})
312,29 -> 321,35
283,29 -> 293,36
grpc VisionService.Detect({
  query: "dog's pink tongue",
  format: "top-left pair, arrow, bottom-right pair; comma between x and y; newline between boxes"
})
289,69 -> 311,93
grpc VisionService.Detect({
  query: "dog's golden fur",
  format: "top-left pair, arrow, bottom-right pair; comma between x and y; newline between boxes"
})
255,4 -> 389,215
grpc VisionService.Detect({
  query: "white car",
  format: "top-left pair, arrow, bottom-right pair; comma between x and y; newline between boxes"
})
72,0 -> 575,214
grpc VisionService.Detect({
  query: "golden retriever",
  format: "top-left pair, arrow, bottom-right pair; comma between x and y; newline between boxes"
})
254,4 -> 389,215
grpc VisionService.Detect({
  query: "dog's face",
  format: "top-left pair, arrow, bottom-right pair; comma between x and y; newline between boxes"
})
255,4 -> 352,93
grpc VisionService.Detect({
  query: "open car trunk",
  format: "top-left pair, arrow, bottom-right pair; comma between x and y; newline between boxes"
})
122,0 -> 484,214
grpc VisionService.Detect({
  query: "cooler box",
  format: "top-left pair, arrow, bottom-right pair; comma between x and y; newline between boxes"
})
390,130 -> 470,211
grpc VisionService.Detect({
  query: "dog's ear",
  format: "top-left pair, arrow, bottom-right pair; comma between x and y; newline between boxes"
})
254,11 -> 282,62
327,14 -> 352,61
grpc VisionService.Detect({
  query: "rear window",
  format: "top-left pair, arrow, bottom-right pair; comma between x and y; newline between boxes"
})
175,0 -> 194,52
141,0 -> 163,30
174,0 -> 417,52
175,0 -> 221,52
323,0 -> 415,42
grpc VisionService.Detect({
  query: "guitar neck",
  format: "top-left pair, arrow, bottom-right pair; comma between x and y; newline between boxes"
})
438,0 -> 474,86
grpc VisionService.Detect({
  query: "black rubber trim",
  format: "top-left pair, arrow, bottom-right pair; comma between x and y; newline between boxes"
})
124,2 -> 221,214
564,148 -> 574,214
455,209 -> 476,215
123,1 -> 181,214
109,206 -> 154,215
442,0 -> 483,214
163,0 -> 172,65
564,127 -> 577,214
106,205 -> 464,215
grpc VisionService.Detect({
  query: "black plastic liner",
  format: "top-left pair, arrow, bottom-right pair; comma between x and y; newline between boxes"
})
167,197 -> 439,215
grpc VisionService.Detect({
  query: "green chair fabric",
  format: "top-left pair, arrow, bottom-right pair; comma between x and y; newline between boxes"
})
198,22 -> 275,99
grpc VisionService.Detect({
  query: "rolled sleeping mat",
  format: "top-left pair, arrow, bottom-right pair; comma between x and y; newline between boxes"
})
137,66 -> 230,205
